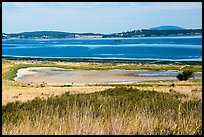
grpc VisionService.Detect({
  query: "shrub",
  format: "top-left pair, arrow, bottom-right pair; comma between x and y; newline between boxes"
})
169,89 -> 176,93
176,70 -> 194,81
170,83 -> 175,87
40,82 -> 47,87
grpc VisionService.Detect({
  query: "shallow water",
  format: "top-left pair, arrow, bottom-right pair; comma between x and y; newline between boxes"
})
136,71 -> 180,76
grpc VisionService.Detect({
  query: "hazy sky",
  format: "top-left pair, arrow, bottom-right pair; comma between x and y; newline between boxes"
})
2,2 -> 202,34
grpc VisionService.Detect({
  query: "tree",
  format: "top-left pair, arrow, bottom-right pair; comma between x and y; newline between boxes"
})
176,70 -> 194,81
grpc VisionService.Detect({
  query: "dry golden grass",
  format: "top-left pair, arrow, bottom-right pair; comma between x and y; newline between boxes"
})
2,87 -> 202,135
2,84 -> 113,105
2,111 -> 180,135
2,61 -> 202,105
2,62 -> 112,105
2,60 -> 202,135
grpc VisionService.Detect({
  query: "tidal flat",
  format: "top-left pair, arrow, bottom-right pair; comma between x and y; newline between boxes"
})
14,67 -> 202,84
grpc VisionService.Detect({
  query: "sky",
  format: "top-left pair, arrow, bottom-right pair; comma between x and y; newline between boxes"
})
2,2 -> 202,34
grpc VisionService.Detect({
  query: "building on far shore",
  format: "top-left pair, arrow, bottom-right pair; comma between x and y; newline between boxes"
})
75,34 -> 102,38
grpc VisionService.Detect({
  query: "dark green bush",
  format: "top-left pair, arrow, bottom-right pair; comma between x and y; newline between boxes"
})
170,83 -> 175,87
176,70 -> 194,81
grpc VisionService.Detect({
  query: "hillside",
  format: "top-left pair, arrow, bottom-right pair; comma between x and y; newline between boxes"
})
102,29 -> 202,38
6,31 -> 75,39
149,26 -> 185,30
2,31 -> 104,39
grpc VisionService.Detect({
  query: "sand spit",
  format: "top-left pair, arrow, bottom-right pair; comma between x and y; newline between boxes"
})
14,67 -> 202,84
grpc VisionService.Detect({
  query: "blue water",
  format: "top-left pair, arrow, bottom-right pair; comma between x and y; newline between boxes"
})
136,71 -> 180,76
2,36 -> 202,61
135,71 -> 202,77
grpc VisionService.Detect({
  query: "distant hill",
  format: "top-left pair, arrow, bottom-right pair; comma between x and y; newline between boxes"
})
2,28 -> 202,39
18,31 -> 74,36
102,29 -> 201,38
2,31 -> 104,39
8,31 -> 75,39
149,26 -> 185,30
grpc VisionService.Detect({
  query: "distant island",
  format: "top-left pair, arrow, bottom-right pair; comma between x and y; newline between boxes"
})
149,25 -> 185,30
2,26 -> 202,39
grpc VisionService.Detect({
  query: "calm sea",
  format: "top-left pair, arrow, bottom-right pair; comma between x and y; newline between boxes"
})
2,36 -> 202,61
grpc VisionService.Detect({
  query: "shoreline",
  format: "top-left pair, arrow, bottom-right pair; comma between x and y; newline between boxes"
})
14,67 -> 202,84
2,56 -> 202,65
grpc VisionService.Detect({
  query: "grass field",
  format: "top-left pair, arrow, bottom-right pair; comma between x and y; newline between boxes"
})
2,87 -> 202,135
2,59 -> 202,135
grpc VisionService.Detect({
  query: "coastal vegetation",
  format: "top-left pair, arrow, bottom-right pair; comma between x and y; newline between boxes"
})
87,80 -> 202,87
3,56 -> 202,65
2,2 -> 202,135
2,87 -> 202,135
2,59 -> 202,135
176,70 -> 194,81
